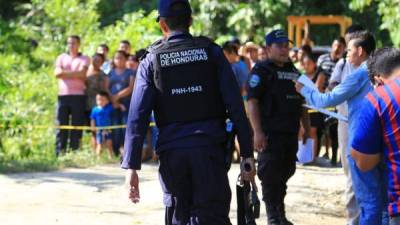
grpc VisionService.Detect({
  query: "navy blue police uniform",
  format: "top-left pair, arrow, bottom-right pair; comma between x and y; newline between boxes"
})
247,30 -> 303,225
121,1 -> 254,224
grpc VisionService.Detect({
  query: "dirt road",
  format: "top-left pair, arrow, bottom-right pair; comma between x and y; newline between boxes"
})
0,162 -> 345,225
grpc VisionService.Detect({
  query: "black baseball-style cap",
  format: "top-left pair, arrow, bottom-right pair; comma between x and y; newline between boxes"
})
265,29 -> 292,46
157,0 -> 192,22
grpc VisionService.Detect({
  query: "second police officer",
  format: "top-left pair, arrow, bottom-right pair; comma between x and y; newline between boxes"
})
247,30 -> 311,225
122,0 -> 256,224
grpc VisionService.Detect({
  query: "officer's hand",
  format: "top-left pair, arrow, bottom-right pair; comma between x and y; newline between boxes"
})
112,95 -> 120,102
240,158 -> 256,182
295,81 -> 304,93
125,169 -> 140,204
254,131 -> 267,152
119,104 -> 127,112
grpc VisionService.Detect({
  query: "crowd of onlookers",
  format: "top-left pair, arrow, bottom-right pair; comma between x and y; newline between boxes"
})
54,34 -> 347,166
54,35 -> 156,161
291,37 -> 347,166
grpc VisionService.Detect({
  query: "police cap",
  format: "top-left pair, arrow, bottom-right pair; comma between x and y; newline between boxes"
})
157,0 -> 192,22
265,29 -> 292,46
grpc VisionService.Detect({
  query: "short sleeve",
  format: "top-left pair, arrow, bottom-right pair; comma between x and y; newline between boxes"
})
351,97 -> 383,154
79,56 -> 90,70
106,104 -> 114,115
330,58 -> 345,84
90,108 -> 96,120
316,54 -> 324,68
55,54 -> 63,69
131,69 -> 137,78
246,65 -> 266,100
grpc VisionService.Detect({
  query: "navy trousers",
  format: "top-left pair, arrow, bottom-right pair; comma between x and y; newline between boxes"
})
56,95 -> 86,155
158,145 -> 232,225
257,133 -> 298,206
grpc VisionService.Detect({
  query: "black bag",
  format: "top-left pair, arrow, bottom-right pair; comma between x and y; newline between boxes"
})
236,175 -> 260,225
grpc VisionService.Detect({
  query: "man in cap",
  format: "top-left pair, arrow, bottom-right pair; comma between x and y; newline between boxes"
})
247,29 -> 310,225
122,0 -> 256,224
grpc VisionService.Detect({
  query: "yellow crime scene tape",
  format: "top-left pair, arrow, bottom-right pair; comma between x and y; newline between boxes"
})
0,123 -> 156,130
0,107 -> 335,130
307,107 -> 336,113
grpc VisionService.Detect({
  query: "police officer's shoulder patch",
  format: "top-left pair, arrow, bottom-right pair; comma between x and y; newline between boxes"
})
249,74 -> 261,88
148,39 -> 164,52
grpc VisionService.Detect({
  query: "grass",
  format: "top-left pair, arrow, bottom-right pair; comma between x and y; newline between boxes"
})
0,131 -> 122,174
0,148 -> 120,174
0,157 -> 58,173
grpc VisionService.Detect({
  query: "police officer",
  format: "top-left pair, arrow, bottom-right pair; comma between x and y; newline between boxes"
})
247,30 -> 310,225
121,0 -> 256,224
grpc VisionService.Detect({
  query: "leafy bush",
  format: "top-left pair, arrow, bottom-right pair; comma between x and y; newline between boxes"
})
0,0 -> 161,172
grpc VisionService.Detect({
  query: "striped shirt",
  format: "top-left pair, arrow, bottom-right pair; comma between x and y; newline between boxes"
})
352,78 -> 400,216
317,53 -> 338,78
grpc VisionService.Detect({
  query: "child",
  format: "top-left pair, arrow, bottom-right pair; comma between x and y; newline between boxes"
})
90,91 -> 114,159
108,50 -> 135,156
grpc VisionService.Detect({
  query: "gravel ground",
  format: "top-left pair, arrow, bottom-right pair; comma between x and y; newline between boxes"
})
0,160 -> 345,225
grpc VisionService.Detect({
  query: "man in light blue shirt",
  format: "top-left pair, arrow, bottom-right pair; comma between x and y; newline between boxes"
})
296,31 -> 388,225
329,54 -> 359,225
328,25 -> 363,225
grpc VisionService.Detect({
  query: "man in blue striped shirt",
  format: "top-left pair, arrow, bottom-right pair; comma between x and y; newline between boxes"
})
351,47 -> 400,225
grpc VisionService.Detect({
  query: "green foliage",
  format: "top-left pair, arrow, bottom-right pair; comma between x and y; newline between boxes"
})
190,0 -> 390,46
0,149 -> 120,173
97,0 -> 157,26
90,10 -> 161,54
0,0 -> 30,20
225,0 -> 289,44
191,0 -> 289,44
0,0 -> 161,172
350,0 -> 398,46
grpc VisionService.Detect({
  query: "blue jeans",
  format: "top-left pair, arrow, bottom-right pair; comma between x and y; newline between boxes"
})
348,155 -> 389,225
110,109 -> 128,156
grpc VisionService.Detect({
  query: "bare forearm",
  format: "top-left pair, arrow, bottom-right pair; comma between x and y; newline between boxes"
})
247,99 -> 263,133
90,120 -> 96,131
62,70 -> 87,79
103,78 -> 111,94
55,68 -> 66,78
316,73 -> 326,92
351,149 -> 381,172
116,78 -> 134,99
115,88 -> 132,99
301,108 -> 311,133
